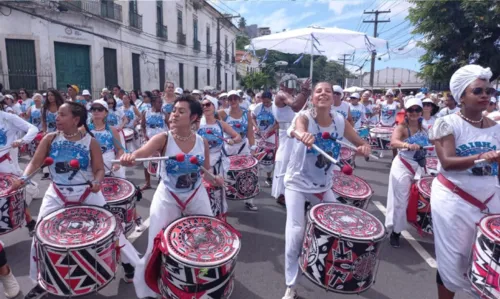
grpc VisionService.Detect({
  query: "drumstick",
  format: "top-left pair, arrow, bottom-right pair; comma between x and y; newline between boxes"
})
188,156 -> 217,181
205,129 -> 230,143
321,132 -> 379,160
311,144 -> 353,175
474,150 -> 500,164
20,157 -> 54,184
400,145 -> 434,151
110,153 -> 185,163
69,159 -> 92,186
0,145 -> 12,152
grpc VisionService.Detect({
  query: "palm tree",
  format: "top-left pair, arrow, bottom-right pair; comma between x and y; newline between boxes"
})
238,17 -> 246,30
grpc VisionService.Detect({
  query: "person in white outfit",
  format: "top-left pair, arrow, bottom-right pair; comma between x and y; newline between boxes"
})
40,89 -> 65,180
0,241 -> 21,299
119,96 -> 224,299
435,93 -> 460,117
330,85 -> 353,125
281,82 -> 371,299
378,89 -> 400,127
271,79 -> 310,206
348,92 -> 366,130
429,64 -> 500,299
421,98 -> 439,131
385,98 -> 431,248
9,101 -> 138,299
218,90 -> 258,211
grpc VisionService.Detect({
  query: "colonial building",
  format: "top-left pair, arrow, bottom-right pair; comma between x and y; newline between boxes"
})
0,0 -> 239,96
235,50 -> 260,78
346,67 -> 424,91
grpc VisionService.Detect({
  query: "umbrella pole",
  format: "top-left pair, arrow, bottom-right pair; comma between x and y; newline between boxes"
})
309,38 -> 314,82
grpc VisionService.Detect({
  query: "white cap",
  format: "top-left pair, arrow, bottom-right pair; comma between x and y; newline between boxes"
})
386,89 -> 394,96
203,96 -> 219,110
332,85 -> 343,94
218,92 -> 228,98
82,89 -> 91,96
4,94 -> 14,100
227,90 -> 240,98
175,87 -> 183,95
422,98 -> 434,104
91,99 -> 108,110
101,88 -> 109,93
237,89 -> 242,93
43,93 -> 47,97
415,92 -> 425,100
350,92 -> 360,99
491,97 -> 497,103
404,97 -> 423,109
192,89 -> 202,95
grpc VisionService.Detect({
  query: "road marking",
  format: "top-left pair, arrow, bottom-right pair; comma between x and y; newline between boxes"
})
372,200 -> 437,269
128,217 -> 151,243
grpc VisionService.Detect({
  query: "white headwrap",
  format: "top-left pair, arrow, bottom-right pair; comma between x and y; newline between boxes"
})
204,95 -> 219,110
449,64 -> 492,101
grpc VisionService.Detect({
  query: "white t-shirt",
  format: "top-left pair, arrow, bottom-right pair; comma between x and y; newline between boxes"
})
240,100 -> 250,110
331,101 -> 350,119
379,102 -> 399,126
349,103 -> 366,129
436,106 -> 460,118
486,111 -> 500,123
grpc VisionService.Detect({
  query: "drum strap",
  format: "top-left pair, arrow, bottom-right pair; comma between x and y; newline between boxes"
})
399,156 -> 416,176
437,174 -> 493,213
0,153 -> 11,164
169,186 -> 200,212
237,142 -> 247,155
52,183 -> 92,206
400,156 -> 421,226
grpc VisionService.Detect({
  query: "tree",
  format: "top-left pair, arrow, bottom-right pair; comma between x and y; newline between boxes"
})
238,17 -> 246,29
241,71 -> 276,90
236,35 -> 250,50
408,0 -> 500,82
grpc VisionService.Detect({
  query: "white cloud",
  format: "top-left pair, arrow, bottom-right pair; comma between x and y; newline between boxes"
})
315,10 -> 364,26
377,0 -> 414,20
328,0 -> 364,15
238,3 -> 248,15
255,9 -> 315,32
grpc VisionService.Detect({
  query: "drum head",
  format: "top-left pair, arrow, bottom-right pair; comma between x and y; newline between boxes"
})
0,172 -> 22,197
229,155 -> 258,170
257,141 -> 276,150
370,127 -> 394,134
310,203 -> 385,241
416,177 -> 433,198
426,157 -> 438,170
164,215 -> 240,267
101,177 -> 135,203
36,206 -> 117,248
478,215 -> 500,244
332,171 -> 372,199
340,147 -> 355,160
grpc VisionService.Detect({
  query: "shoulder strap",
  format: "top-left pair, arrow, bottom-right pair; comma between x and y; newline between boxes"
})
161,132 -> 169,156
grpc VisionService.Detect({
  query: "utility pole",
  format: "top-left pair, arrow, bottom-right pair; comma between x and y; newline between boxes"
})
338,54 -> 353,88
216,14 -> 240,90
363,10 -> 390,89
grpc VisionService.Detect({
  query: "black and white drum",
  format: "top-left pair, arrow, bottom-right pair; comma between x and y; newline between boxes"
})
159,215 -> 241,299
0,173 -> 25,235
34,206 -> 120,296
101,177 -> 137,234
300,203 -> 386,294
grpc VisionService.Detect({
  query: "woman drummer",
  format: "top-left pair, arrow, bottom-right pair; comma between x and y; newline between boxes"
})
217,90 -> 258,211
429,65 -> 500,299
385,97 -> 431,248
197,96 -> 241,220
121,92 -> 141,151
282,82 -> 371,299
422,98 -> 439,131
9,102 -> 138,299
119,96 -> 224,299
251,91 -> 279,186
162,81 -> 176,123
40,89 -> 65,180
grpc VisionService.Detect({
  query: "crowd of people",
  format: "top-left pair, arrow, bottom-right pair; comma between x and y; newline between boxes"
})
0,63 -> 498,299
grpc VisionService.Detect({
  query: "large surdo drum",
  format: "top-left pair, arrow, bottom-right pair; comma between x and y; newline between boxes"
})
101,177 -> 137,234
0,173 -> 26,235
225,155 -> 259,200
332,170 -> 373,209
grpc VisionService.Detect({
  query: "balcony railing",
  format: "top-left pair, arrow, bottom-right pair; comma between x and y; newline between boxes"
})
100,1 -> 122,22
206,45 -> 212,55
193,40 -> 201,51
61,0 -> 122,22
225,53 -> 229,63
129,11 -> 142,30
157,23 -> 168,39
177,32 -> 186,46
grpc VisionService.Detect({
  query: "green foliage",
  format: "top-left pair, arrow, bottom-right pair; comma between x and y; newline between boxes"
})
238,17 -> 247,29
240,71 -> 276,89
408,0 -> 500,82
236,35 -> 250,51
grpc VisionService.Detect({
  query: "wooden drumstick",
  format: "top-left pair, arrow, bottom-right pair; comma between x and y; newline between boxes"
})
400,145 -> 434,151
19,157 -> 54,185
321,132 -> 379,160
188,156 -> 229,184
110,153 -> 185,163
474,150 -> 500,164
205,129 -> 231,143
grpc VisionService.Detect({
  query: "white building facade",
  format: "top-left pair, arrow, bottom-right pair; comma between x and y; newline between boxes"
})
0,0 -> 239,96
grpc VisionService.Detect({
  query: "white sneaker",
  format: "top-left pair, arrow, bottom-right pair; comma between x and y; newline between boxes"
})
281,287 -> 297,299
0,267 -> 21,299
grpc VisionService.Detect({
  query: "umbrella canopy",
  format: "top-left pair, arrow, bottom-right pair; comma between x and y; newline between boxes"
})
344,86 -> 365,93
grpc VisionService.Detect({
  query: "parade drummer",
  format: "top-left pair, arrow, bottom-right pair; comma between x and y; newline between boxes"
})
378,89 -> 400,127
8,101 -> 138,299
26,93 -> 42,131
282,82 -> 371,299
217,90 -> 259,211
429,65 -> 500,299
0,241 -> 21,299
105,94 -> 126,129
121,92 -> 142,151
271,79 -> 310,206
251,91 -> 279,186
40,89 -> 65,180
330,85 -> 354,126
385,97 -> 431,248
118,96 -> 224,299
348,92 -> 366,130
162,81 -> 177,125
197,95 -> 241,220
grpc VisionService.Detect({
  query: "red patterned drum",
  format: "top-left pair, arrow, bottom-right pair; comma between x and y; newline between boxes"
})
203,179 -> 225,220
415,177 -> 433,235
159,215 -> 241,299
426,157 -> 438,176
332,170 -> 373,209
369,127 -> 394,150
101,177 -> 137,234
226,155 -> 260,200
340,147 -> 355,168
256,141 -> 276,169
35,206 -> 120,296
300,203 -> 386,293
0,173 -> 25,235
468,215 -> 500,299
123,128 -> 134,142
147,151 -> 161,176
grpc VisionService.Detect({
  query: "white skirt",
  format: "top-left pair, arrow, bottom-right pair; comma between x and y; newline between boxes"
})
271,129 -> 296,198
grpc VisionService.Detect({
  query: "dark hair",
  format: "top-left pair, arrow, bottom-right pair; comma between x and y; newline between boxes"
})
150,95 -> 162,112
119,89 -> 126,95
63,101 -> 94,137
43,88 -> 65,125
174,95 -> 203,122
123,92 -> 135,106
152,89 -> 160,94
105,94 -> 117,111
11,91 -> 19,100
262,91 -> 272,99
130,90 -> 139,100
113,85 -> 121,90
19,88 -> 30,98
143,91 -> 153,101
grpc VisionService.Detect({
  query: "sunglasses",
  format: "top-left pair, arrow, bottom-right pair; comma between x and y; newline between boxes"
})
490,102 -> 497,105
423,102 -> 434,107
91,107 -> 106,112
407,107 -> 423,113
333,92 -> 342,96
202,103 -> 212,108
471,87 -> 496,96
228,97 -> 239,101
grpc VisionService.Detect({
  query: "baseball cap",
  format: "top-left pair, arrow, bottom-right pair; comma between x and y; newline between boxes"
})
332,85 -> 343,94
218,92 -> 228,99
405,97 -> 423,109
67,84 -> 80,94
203,96 -> 219,110
82,89 -> 91,96
91,99 -> 108,111
192,89 -> 202,95
350,92 -> 360,99
386,89 -> 394,96
101,88 -> 109,93
175,87 -> 183,95
227,90 -> 241,98
237,89 -> 242,94
422,98 -> 434,104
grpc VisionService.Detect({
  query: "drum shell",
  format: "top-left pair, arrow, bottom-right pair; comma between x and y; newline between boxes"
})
123,128 -> 134,142
101,177 -> 137,234
369,128 -> 393,150
256,141 -> 276,167
331,171 -> 373,210
426,157 -> 438,176
340,147 -> 356,169
203,180 -> 224,219
415,177 -> 433,235
225,155 -> 260,200
0,173 -> 26,235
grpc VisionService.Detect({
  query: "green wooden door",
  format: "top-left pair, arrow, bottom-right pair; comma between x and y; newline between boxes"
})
5,39 -> 37,90
54,42 -> 91,92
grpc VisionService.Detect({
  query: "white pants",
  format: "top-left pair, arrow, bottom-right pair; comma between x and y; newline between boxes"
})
133,181 -> 213,298
385,156 -> 417,234
103,151 -> 126,179
0,151 -> 21,175
432,179 -> 500,294
271,130 -> 295,198
29,184 -> 139,283
284,188 -> 338,287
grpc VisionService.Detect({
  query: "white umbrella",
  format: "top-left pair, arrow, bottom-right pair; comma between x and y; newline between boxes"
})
344,86 -> 365,93
248,26 -> 386,80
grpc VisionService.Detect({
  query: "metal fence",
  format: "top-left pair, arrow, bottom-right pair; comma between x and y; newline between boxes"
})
0,72 -> 53,93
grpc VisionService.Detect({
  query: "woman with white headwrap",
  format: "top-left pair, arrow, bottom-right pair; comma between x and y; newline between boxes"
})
429,64 -> 500,299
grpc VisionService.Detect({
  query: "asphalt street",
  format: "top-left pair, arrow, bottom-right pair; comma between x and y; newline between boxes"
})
0,153 -> 472,299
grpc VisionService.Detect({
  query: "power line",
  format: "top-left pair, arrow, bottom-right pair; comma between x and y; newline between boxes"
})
378,19 -> 409,35
363,9 -> 390,88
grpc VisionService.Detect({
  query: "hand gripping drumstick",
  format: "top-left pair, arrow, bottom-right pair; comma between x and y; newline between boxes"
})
19,157 -> 54,185
321,132 -> 380,160
205,129 -> 230,143
69,159 -> 93,186
474,150 -> 500,164
110,153 -> 186,164
188,156 -> 218,181
400,145 -> 434,152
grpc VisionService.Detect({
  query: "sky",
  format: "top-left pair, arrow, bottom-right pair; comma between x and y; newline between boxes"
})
208,0 -> 424,73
